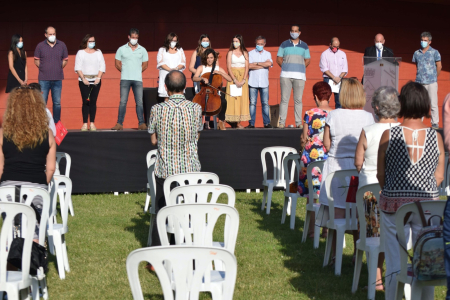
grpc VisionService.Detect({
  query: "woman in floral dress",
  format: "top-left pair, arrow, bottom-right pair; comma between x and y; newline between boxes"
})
298,82 -> 332,238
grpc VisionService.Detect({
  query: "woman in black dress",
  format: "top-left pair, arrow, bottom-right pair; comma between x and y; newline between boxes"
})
6,34 -> 27,93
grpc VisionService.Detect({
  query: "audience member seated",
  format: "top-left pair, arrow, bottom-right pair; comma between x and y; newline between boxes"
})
0,86 -> 56,242
354,86 -> 400,291
298,81 -> 332,238
317,78 -> 375,264
377,81 -> 444,300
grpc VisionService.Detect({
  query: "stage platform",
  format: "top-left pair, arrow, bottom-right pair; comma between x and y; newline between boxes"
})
58,128 -> 302,194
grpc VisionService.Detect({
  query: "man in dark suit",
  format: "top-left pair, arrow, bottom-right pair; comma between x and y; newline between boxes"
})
363,33 -> 394,65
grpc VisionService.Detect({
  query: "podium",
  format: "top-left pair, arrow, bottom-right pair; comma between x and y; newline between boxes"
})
362,57 -> 402,115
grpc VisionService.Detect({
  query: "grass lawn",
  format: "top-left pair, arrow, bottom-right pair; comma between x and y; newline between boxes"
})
44,191 -> 447,299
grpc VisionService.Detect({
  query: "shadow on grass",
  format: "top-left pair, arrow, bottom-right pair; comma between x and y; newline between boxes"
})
248,194 -> 378,300
125,203 -> 151,248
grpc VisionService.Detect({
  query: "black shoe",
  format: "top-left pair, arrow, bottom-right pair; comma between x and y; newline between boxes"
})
264,124 -> 273,128
246,124 -> 255,128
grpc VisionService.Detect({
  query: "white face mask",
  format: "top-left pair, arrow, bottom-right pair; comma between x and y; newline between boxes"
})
47,35 -> 56,43
375,42 -> 383,50
233,42 -> 240,49
170,41 -> 177,49
130,38 -> 138,46
290,32 -> 300,40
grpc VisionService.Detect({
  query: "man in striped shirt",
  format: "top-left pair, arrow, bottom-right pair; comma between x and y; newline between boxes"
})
276,25 -> 311,128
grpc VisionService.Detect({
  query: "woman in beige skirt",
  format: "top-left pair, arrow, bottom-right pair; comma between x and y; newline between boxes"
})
226,34 -> 250,128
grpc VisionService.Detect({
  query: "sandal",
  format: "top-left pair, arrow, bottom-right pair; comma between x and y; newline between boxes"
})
328,256 -> 336,267
145,263 -> 155,272
364,283 -> 384,291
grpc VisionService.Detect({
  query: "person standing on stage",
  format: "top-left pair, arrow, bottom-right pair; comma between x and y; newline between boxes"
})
413,31 -> 442,129
189,34 -> 212,94
363,33 -> 394,65
247,35 -> 273,129
148,70 -> 203,250
277,25 -> 310,129
157,32 -> 186,101
34,26 -> 68,123
319,37 -> 348,109
75,34 -> 105,131
6,34 -> 27,93
111,28 -> 148,131
193,49 -> 233,130
226,35 -> 250,129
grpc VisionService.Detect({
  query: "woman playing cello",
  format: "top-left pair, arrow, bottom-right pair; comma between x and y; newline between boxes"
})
193,49 -> 232,130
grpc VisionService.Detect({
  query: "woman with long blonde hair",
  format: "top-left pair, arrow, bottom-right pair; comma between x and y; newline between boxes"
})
0,86 -> 56,242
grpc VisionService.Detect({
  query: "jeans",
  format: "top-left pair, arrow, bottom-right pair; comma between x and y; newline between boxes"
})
39,80 -> 62,123
444,198 -> 450,300
279,77 -> 305,127
249,86 -> 270,126
323,77 -> 341,108
79,81 -> 101,123
117,80 -> 144,125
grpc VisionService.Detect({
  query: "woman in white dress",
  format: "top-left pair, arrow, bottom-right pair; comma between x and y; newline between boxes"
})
354,86 -> 400,291
157,32 -> 186,99
317,78 -> 375,263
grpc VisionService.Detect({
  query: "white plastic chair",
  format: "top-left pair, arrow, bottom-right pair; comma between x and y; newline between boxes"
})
146,162 -> 157,247
0,202 -> 36,300
394,200 -> 446,300
144,149 -> 157,213
55,152 -> 74,217
322,169 -> 359,276
261,146 -> 297,214
281,153 -> 303,229
126,246 -> 237,300
352,183 -> 383,300
304,160 -> 325,249
48,175 -> 72,280
163,172 -> 220,200
0,186 -> 51,300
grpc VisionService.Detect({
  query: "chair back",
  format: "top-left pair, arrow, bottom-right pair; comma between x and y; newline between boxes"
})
168,184 -> 235,207
307,160 -> 325,208
324,169 -> 358,229
261,146 -> 297,188
394,200 -> 446,284
282,153 -> 302,195
146,149 -> 158,168
126,246 -> 237,300
157,203 -> 239,253
163,172 -> 219,200
0,202 -> 36,284
0,186 -> 50,247
55,152 -> 72,177
49,175 -> 72,233
355,183 -> 382,248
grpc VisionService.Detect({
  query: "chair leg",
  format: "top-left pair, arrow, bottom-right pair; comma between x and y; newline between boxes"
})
302,211 -> 310,243
281,196 -> 289,224
410,280 -> 424,300
144,190 -> 151,213
404,283 -> 411,300
40,277 -> 48,300
62,234 -> 70,272
313,224 -> 320,249
266,185 -> 274,215
261,186 -> 268,211
147,213 -> 155,247
367,249 -> 379,300
20,288 -> 29,300
287,197 -> 291,216
395,281 -> 405,300
53,234 -> 65,279
68,194 -> 75,217
47,235 -> 55,256
343,236 -> 346,249
351,249 -> 364,294
31,278 -> 39,300
57,189 -> 65,209
323,229 -> 334,267
289,197 -> 297,230
335,229 -> 345,276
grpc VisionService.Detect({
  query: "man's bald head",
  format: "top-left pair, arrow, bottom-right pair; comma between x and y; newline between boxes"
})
374,33 -> 385,44
165,70 -> 186,94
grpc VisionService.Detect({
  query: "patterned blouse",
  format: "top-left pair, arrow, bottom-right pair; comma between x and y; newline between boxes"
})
148,94 -> 203,179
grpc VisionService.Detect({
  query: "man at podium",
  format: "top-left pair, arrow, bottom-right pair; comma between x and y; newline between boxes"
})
363,33 -> 394,65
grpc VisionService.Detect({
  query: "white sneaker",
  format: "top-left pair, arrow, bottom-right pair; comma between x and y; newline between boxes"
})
90,123 -> 97,131
81,124 -> 88,131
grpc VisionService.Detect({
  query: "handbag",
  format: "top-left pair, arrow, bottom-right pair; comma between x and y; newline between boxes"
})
55,121 -> 68,146
7,238 -> 48,275
345,176 -> 359,203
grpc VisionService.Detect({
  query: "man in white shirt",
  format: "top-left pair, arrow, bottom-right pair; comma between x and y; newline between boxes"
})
247,36 -> 273,128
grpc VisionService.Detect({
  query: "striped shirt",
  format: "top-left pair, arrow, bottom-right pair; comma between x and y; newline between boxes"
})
34,40 -> 69,81
277,39 -> 310,80
148,94 -> 203,179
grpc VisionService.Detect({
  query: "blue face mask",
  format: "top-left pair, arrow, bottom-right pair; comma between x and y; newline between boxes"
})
16,42 -> 23,49
88,42 -> 95,49
421,41 -> 428,48
256,45 -> 264,51
201,42 -> 209,48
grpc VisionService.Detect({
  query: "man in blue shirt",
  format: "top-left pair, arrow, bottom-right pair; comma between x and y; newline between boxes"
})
413,31 -> 442,129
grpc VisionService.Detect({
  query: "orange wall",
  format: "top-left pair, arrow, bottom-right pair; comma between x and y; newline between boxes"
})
1,0 -> 450,129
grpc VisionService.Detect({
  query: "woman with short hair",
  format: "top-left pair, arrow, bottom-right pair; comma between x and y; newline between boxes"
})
6,34 -> 27,92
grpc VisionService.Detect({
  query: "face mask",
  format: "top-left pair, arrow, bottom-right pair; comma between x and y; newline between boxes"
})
290,32 -> 300,40
170,41 -> 177,49
233,42 -> 240,49
88,42 -> 95,49
16,42 -> 23,49
331,46 -> 338,53
47,36 -> 56,43
201,42 -> 209,48
130,38 -> 138,46
256,45 -> 264,51
375,42 -> 383,50
421,41 -> 428,48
